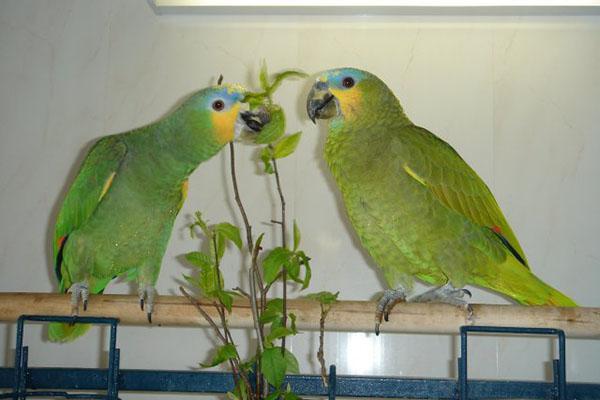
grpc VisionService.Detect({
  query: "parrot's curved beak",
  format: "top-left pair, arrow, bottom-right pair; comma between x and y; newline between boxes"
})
240,109 -> 269,133
307,80 -> 338,124
234,108 -> 270,141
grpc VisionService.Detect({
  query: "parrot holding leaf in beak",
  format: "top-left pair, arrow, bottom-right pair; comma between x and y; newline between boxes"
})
51,83 -> 265,342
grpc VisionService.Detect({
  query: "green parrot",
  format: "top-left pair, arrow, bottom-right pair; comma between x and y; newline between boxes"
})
307,67 -> 576,332
50,83 -> 264,342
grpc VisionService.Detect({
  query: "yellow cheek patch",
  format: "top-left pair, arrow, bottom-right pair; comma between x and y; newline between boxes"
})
211,103 -> 240,144
330,88 -> 362,120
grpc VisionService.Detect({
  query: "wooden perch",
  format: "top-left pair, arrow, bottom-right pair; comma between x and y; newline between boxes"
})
0,293 -> 598,338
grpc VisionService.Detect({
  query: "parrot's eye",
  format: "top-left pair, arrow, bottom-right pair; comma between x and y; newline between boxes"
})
342,77 -> 355,89
212,99 -> 225,111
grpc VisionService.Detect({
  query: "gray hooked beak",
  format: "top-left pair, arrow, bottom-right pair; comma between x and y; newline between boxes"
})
307,80 -> 337,124
240,109 -> 270,133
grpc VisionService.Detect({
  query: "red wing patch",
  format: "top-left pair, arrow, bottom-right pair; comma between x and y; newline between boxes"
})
491,225 -> 502,234
57,235 -> 67,251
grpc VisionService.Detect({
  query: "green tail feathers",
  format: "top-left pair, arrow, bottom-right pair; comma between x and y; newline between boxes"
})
48,322 -> 91,343
517,275 -> 578,307
477,258 -> 577,307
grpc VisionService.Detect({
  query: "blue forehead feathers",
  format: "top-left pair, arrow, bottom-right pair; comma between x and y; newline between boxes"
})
326,68 -> 367,88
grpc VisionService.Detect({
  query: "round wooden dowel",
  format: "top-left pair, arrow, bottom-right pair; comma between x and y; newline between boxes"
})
0,292 -> 598,338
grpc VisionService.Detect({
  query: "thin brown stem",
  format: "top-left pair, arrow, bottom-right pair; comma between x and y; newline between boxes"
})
229,142 -> 254,252
228,142 -> 265,398
270,150 -> 288,354
180,287 -> 226,344
270,151 -> 287,248
317,304 -> 329,386
183,286 -> 255,399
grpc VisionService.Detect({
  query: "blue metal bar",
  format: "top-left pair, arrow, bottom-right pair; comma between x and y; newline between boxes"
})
459,326 -> 568,400
328,364 -> 336,400
5,315 -> 121,400
2,317 -> 599,399
2,368 -> 600,399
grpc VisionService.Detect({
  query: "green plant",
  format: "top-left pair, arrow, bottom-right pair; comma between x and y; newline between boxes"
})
181,63 -> 325,400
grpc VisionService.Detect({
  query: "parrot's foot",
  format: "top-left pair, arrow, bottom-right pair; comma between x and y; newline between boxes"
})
69,281 -> 89,315
375,288 -> 407,336
138,284 -> 156,324
409,284 -> 473,320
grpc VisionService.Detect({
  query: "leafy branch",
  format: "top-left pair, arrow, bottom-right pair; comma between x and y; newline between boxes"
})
181,63 -> 330,400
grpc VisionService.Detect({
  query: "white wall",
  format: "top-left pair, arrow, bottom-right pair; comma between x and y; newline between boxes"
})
1,1 -> 599,398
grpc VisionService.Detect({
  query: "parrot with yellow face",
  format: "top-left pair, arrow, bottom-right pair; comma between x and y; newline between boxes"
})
307,67 -> 576,333
50,83 -> 264,341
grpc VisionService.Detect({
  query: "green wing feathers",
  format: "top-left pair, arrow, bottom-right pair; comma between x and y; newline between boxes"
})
51,136 -> 126,343
402,126 -> 528,267
53,136 -> 127,292
401,126 -> 576,306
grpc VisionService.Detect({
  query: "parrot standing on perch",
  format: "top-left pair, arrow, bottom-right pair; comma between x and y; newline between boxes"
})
306,67 -> 576,333
50,83 -> 264,342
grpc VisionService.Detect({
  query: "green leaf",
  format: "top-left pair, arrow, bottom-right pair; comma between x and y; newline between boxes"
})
288,312 -> 297,334
260,146 -> 275,174
260,308 -> 281,324
215,233 -> 226,261
182,274 -> 197,287
283,391 -> 301,400
305,291 -> 340,305
259,60 -> 269,91
255,232 -> 265,250
260,298 -> 284,324
264,391 -> 281,400
268,70 -> 309,96
265,327 -> 295,346
191,211 -> 210,237
300,256 -> 311,290
296,251 -> 312,290
217,290 -> 235,313
185,251 -> 213,269
196,263 -> 222,295
200,343 -> 238,368
293,221 -> 300,251
269,316 -> 284,331
286,258 -> 301,282
261,347 -> 287,388
215,222 -> 242,250
239,356 -> 256,373
283,349 -> 300,374
254,106 -> 285,145
273,132 -> 302,159
262,247 -> 292,285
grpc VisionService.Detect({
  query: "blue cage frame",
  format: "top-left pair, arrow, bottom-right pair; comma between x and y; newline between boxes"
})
1,315 -> 599,399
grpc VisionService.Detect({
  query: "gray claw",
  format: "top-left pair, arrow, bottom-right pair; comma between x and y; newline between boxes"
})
138,284 -> 156,324
69,282 -> 89,315
375,288 -> 407,335
409,283 -> 471,307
